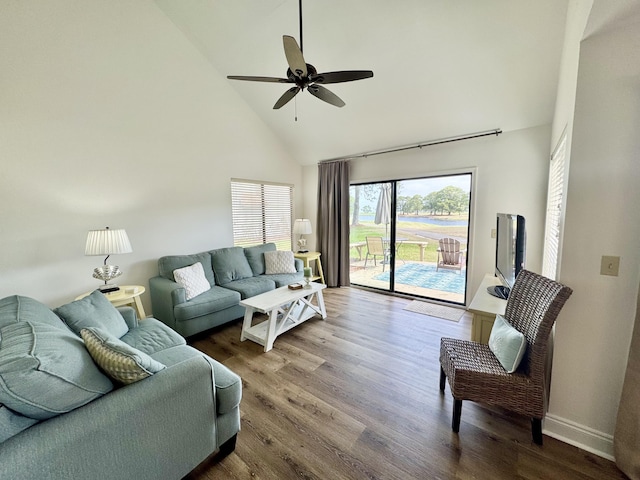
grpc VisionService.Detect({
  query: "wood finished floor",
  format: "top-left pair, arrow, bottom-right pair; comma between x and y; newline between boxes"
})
187,287 -> 625,480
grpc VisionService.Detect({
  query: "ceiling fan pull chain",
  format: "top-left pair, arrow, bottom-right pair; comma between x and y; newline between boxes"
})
295,96 -> 298,122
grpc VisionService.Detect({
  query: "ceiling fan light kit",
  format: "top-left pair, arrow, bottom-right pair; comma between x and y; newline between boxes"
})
227,0 -> 373,110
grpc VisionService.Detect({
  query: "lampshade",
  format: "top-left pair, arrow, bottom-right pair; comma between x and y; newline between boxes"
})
85,228 -> 133,256
293,219 -> 312,235
85,227 -> 132,293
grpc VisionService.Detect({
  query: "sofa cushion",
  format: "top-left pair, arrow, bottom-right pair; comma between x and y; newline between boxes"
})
173,262 -> 211,300
263,272 -> 304,288
222,277 -> 276,299
81,328 -> 166,385
210,247 -> 254,285
0,404 -> 39,443
244,243 -> 277,275
54,290 -> 129,339
120,317 -> 186,356
158,252 -> 215,286
0,322 -> 113,420
173,286 -> 241,322
264,250 -> 297,274
0,295 -> 68,331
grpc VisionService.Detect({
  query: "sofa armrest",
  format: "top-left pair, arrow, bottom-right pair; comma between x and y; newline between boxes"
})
117,306 -> 139,330
149,276 -> 186,329
294,258 -> 303,272
0,356 -> 223,480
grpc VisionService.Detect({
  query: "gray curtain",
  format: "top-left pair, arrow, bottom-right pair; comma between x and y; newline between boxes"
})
614,281 -> 640,479
317,160 -> 350,287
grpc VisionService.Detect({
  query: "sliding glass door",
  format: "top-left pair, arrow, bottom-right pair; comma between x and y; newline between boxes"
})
349,173 -> 471,305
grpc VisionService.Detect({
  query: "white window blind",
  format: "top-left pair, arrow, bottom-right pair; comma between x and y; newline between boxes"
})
231,179 -> 293,250
542,132 -> 567,280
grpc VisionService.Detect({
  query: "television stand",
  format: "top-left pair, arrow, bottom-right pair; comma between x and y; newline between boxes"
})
468,274 -> 507,343
487,285 -> 510,300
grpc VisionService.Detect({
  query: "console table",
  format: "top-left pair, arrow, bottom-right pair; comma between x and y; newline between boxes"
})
468,274 -> 506,343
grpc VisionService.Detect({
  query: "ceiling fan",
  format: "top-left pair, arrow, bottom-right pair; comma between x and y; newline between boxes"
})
227,0 -> 373,109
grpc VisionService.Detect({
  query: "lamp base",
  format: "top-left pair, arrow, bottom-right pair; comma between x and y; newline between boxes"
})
297,249 -> 309,253
98,284 -> 120,294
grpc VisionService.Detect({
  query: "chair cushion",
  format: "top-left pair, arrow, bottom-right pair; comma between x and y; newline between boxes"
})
244,243 -> 277,275
173,262 -> 211,300
0,322 -> 113,420
210,247 -> 254,285
488,314 -> 527,373
81,327 -> 166,385
264,250 -> 297,274
54,290 -> 129,339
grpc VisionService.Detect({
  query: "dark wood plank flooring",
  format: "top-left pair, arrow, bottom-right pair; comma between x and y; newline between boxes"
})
187,287 -> 625,480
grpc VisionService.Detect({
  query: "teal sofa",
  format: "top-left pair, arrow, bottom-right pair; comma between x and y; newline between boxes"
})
0,292 -> 242,480
149,243 -> 303,337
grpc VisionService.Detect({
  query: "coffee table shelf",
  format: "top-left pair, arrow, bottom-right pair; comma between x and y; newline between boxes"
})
240,283 -> 326,352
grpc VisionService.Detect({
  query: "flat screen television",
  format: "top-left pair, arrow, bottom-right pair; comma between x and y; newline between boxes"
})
487,213 -> 526,299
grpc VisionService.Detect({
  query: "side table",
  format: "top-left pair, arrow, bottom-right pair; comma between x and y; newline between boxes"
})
293,251 -> 325,284
76,285 -> 147,319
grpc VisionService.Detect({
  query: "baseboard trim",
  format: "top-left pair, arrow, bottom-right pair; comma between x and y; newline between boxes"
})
544,414 -> 614,461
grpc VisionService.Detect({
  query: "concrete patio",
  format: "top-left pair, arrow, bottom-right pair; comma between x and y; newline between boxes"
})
349,260 -> 466,304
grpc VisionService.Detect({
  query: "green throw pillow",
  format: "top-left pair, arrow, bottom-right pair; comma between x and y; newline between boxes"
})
488,314 -> 527,373
55,290 -> 129,339
80,327 -> 166,385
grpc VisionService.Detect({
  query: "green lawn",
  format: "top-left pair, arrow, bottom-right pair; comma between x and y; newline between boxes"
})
349,217 -> 468,263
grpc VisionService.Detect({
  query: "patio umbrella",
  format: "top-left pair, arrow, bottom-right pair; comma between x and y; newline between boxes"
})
374,183 -> 391,238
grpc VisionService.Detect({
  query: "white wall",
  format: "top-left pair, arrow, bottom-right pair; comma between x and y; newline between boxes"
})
303,126 -> 552,303
546,14 -> 640,459
0,1 -> 301,311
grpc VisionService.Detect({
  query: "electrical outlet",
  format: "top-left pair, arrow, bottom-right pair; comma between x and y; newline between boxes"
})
600,256 -> 620,276
491,228 -> 497,239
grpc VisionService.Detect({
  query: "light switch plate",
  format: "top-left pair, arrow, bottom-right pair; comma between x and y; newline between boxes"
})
601,256 -> 620,276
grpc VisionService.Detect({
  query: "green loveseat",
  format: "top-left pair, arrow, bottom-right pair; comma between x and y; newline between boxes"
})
149,243 -> 303,337
0,292 -> 242,480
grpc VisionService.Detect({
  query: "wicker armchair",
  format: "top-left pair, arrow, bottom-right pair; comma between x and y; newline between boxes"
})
439,270 -> 572,444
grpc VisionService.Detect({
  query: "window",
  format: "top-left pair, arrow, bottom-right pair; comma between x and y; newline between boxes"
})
231,179 -> 293,250
542,131 -> 568,280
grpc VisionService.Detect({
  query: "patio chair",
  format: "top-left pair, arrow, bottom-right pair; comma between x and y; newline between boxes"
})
436,238 -> 465,273
439,270 -> 572,445
364,236 -> 390,271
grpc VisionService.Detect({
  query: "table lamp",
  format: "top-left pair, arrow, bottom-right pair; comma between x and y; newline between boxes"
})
85,227 -> 133,293
293,219 -> 312,253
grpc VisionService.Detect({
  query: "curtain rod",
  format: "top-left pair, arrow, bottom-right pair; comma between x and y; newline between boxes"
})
319,128 -> 502,164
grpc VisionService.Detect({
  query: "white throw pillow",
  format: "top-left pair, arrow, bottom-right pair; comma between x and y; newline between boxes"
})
173,262 -> 211,300
264,250 -> 297,274
488,314 -> 527,373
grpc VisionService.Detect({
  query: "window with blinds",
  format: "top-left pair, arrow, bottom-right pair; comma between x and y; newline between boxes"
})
231,179 -> 293,250
542,132 -> 568,280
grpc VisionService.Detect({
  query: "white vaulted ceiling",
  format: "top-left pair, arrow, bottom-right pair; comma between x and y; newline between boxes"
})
156,0 -> 570,165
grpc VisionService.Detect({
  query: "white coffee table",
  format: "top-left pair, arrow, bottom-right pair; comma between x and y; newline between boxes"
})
240,283 -> 327,352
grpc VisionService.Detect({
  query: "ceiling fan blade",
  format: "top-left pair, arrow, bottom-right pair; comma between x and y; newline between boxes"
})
311,70 -> 374,84
283,35 -> 307,78
227,75 -> 292,83
273,86 -> 301,109
308,85 -> 345,108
